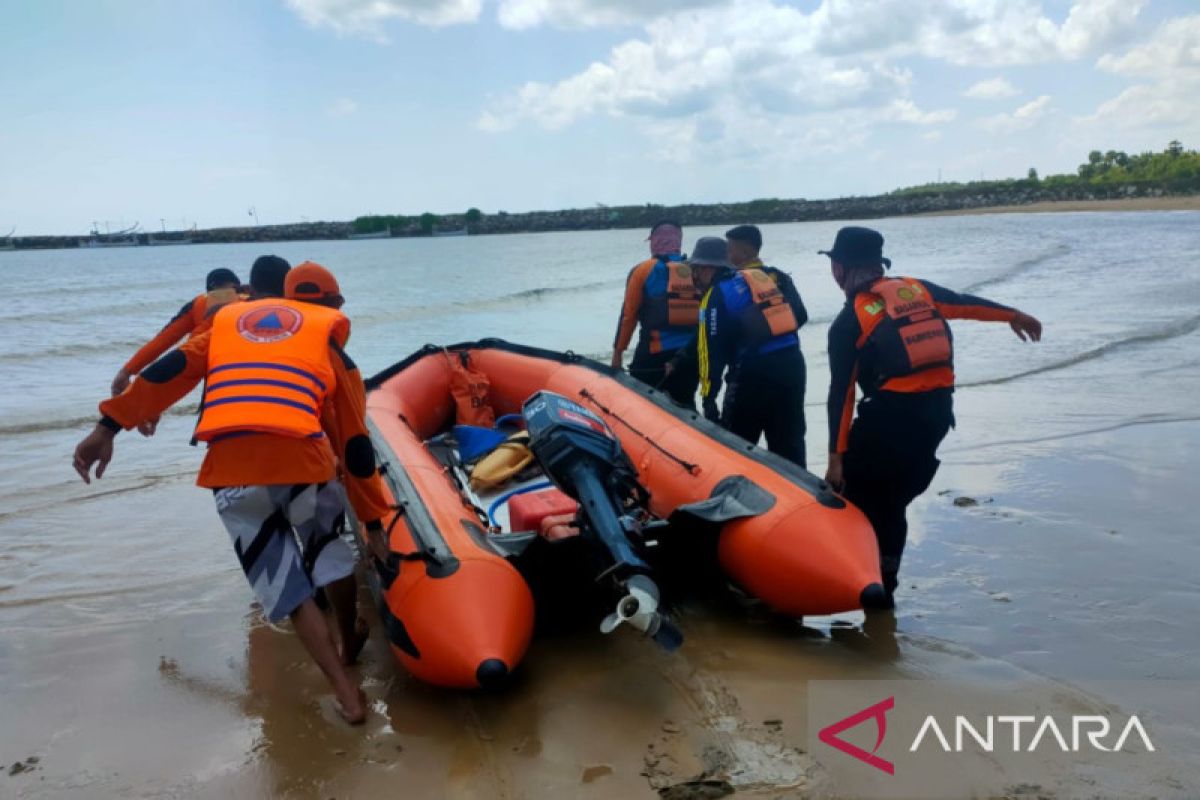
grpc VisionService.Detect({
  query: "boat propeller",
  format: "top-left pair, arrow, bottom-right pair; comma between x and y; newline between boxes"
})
599,574 -> 684,651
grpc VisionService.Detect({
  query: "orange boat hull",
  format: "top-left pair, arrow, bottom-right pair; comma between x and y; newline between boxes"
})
364,340 -> 883,688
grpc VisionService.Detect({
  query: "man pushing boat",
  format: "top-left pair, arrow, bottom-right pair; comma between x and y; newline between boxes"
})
72,257 -> 389,725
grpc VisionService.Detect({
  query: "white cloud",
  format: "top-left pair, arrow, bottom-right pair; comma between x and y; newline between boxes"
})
286,0 -> 482,37
885,99 -> 957,125
808,0 -> 1148,66
964,77 -> 1019,99
980,95 -> 1052,133
495,0 -> 722,30
1096,15 -> 1200,77
326,97 -> 358,117
1083,16 -> 1200,136
479,0 -> 1147,145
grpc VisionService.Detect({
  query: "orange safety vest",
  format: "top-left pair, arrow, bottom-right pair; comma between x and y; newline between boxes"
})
639,258 -> 701,330
194,298 -> 345,441
853,277 -> 953,392
738,267 -> 798,342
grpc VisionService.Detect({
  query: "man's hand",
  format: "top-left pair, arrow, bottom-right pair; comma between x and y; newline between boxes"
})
366,521 -> 389,563
824,452 -> 845,492
1010,311 -> 1043,342
110,368 -> 132,397
73,425 -> 116,484
610,350 -> 624,370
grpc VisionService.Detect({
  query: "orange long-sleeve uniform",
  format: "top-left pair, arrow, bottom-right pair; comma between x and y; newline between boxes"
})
100,330 -> 390,526
123,290 -> 238,374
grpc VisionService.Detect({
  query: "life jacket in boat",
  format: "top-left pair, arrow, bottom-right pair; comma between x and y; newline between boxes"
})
853,277 -> 954,392
712,267 -> 800,356
194,298 -> 345,441
638,255 -> 700,351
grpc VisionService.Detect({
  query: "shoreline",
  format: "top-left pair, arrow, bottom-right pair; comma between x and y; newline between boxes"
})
919,195 -> 1200,216
3,195 -> 1198,252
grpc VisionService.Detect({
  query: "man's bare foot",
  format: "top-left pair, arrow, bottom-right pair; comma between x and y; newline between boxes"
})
334,687 -> 368,725
339,617 -> 369,666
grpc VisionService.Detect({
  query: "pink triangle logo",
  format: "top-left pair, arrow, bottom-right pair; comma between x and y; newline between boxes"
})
818,696 -> 896,775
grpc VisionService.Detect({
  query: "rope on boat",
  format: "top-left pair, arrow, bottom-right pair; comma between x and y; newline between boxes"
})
578,388 -> 699,475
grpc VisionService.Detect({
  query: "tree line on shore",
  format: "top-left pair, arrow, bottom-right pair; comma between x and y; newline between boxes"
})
350,142 -> 1199,237
5,143 -> 1196,250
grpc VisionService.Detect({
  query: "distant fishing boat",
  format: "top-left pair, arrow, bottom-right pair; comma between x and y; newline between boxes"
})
348,227 -> 391,240
79,223 -> 141,248
432,227 -> 468,237
147,225 -> 196,246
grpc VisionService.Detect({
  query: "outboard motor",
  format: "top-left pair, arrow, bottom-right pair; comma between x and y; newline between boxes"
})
522,391 -> 682,651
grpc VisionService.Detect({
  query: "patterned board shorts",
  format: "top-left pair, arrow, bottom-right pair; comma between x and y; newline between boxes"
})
213,482 -> 357,622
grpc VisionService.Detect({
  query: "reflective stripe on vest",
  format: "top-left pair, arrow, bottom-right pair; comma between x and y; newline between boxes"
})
853,277 -> 954,391
194,298 -> 343,441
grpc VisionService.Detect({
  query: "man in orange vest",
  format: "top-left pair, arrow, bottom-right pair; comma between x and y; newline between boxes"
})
611,221 -> 702,408
821,226 -> 1042,609
690,232 -> 809,467
73,257 -> 390,724
110,266 -> 246,436
111,267 -> 244,397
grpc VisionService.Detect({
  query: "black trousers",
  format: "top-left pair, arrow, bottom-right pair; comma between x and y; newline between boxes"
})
629,348 -> 699,409
842,389 -> 954,598
721,348 -> 807,469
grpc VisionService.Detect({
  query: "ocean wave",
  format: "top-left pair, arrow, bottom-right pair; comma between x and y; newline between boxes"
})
960,242 -> 1072,294
0,337 -> 149,365
0,469 -> 195,523
959,313 -> 1200,388
0,403 -> 201,437
353,278 -> 624,326
0,298 -> 181,324
941,413 -> 1200,454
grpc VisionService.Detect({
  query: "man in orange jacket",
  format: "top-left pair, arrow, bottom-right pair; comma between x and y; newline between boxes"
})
73,257 -> 389,725
111,266 -> 246,397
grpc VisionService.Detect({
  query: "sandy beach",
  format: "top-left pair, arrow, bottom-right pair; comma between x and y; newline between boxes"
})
923,195 -> 1200,216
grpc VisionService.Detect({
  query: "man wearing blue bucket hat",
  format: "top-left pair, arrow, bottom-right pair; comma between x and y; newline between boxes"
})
821,226 -> 1043,609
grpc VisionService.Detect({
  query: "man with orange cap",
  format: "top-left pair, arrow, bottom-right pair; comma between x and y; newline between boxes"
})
72,257 -> 389,725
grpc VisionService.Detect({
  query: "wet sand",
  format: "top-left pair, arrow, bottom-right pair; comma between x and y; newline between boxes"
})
922,195 -> 1200,216
4,418 -> 1200,799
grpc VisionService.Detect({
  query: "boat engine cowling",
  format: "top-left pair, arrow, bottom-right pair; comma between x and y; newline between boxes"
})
522,391 -> 682,651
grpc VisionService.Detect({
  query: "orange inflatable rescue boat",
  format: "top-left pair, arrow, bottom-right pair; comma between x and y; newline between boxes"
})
360,340 -> 884,689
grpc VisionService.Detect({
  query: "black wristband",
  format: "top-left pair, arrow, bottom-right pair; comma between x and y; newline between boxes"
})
366,519 -> 384,533
98,416 -> 122,433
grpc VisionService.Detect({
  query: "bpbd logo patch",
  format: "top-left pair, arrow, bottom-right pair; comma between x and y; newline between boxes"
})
237,305 -> 304,343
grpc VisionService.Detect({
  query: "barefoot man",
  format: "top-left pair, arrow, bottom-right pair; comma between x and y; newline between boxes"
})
73,257 -> 389,724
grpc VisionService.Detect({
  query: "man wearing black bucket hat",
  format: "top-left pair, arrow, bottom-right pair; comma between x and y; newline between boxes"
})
686,233 -> 809,466
821,226 -> 1042,608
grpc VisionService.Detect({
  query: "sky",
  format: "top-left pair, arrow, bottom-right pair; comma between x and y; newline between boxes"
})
1,0 -> 1197,235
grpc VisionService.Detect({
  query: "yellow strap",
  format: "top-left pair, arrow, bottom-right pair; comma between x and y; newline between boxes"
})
697,287 -> 714,398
